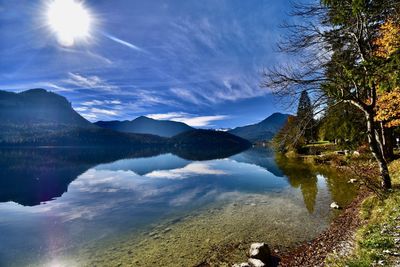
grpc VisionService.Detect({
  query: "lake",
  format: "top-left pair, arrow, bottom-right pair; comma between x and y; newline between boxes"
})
0,147 -> 357,267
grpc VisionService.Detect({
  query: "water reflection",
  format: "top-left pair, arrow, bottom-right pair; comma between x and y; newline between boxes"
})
0,148 -> 357,267
275,155 -> 319,213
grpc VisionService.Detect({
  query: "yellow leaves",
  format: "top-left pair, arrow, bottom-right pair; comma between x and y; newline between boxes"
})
374,20 -> 400,59
375,88 -> 400,127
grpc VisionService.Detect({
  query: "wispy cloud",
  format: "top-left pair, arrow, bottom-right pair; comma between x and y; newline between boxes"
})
64,72 -> 119,91
146,112 -> 229,127
169,87 -> 206,105
0,81 -> 72,92
102,32 -> 145,52
81,99 -> 121,106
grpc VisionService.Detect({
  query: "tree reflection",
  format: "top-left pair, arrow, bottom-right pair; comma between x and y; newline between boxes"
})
275,155 -> 318,213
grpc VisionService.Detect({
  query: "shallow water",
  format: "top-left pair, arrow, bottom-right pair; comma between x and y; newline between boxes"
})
0,148 -> 357,267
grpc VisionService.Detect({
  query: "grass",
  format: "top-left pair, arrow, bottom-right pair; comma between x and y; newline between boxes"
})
325,159 -> 400,267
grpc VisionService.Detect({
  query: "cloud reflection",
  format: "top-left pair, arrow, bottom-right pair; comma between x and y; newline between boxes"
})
146,162 -> 227,179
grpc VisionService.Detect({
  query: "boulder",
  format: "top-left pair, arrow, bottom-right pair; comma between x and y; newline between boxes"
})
248,258 -> 265,267
348,179 -> 358,184
249,243 -> 270,263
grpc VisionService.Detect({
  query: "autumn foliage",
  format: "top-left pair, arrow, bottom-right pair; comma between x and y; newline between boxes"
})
374,20 -> 400,59
375,88 -> 400,127
374,20 -> 400,128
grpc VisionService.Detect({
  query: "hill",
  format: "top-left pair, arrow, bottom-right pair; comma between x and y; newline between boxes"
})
228,112 -> 289,142
170,129 -> 251,160
95,116 -> 194,137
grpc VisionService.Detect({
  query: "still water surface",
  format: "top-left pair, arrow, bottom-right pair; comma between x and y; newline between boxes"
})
0,148 -> 356,266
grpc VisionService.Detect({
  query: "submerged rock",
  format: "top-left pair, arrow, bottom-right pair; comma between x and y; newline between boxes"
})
248,258 -> 265,267
249,242 -> 270,263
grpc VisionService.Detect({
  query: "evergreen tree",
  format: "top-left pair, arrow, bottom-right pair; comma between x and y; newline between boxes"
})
296,90 -> 314,142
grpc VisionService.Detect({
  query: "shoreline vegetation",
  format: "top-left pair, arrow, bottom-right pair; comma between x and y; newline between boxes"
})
271,143 -> 400,267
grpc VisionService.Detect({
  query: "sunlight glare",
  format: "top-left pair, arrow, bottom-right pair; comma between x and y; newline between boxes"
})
46,0 -> 92,46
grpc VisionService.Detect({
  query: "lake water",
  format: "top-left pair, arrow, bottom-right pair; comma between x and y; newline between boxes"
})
0,148 -> 357,267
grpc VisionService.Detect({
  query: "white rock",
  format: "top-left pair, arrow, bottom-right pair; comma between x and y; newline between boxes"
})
330,202 -> 340,209
248,258 -> 265,267
348,179 -> 358,183
232,263 -> 251,267
249,243 -> 270,263
353,151 -> 361,156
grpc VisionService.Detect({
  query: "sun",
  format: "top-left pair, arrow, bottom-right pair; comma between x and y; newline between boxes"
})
46,0 -> 92,46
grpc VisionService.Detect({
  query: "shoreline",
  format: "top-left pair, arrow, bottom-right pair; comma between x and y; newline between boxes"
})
277,189 -> 369,266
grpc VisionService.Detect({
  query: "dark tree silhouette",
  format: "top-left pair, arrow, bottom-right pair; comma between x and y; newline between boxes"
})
297,90 -> 314,142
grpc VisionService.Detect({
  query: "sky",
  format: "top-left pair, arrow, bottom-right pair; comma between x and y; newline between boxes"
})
0,0 -> 294,128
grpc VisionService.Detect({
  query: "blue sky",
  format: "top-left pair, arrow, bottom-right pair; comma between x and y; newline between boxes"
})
0,0 -> 294,128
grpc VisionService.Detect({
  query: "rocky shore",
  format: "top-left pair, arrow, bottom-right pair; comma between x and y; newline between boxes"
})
278,190 -> 368,266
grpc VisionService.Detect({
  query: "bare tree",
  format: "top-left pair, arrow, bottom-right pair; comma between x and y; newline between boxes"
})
262,0 -> 400,190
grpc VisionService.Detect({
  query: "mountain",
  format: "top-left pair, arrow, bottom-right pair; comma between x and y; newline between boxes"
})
0,89 -> 166,146
95,116 -> 194,137
228,112 -> 290,142
0,88 -> 92,127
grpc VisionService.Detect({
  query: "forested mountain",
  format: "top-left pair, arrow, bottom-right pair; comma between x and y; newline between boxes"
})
228,112 -> 289,142
95,116 -> 194,137
170,129 -> 251,160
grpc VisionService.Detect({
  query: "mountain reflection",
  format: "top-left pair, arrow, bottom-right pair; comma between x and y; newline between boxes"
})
0,147 -> 356,211
0,146 -> 249,206
0,147 -> 166,206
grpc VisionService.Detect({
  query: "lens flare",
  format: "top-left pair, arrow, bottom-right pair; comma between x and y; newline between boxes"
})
46,0 -> 92,46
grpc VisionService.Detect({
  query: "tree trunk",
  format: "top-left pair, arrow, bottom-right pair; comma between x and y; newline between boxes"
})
366,114 -> 392,190
380,123 -> 394,160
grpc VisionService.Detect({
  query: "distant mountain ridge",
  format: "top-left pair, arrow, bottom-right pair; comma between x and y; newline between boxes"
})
0,89 -> 250,153
0,89 -> 166,146
95,116 -> 194,137
228,112 -> 290,142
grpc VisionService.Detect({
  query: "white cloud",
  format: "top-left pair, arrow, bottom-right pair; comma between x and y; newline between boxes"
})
146,112 -> 229,127
90,108 -> 119,116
